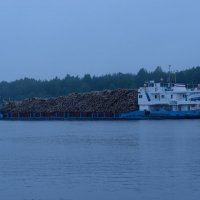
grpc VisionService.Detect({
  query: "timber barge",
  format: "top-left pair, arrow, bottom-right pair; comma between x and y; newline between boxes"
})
1,81 -> 200,120
0,89 -> 138,120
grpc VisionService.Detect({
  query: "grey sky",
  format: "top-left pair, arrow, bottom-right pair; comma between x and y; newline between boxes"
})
0,0 -> 200,81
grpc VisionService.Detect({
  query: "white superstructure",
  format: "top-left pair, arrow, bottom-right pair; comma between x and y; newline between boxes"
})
138,81 -> 200,112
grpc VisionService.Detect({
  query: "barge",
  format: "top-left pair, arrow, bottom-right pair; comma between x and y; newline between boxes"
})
1,81 -> 200,120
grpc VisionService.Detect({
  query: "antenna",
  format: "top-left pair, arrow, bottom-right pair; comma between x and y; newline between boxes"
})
168,65 -> 171,87
174,70 -> 177,84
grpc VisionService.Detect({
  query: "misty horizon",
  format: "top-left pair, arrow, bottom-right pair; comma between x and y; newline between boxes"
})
1,0 -> 200,81
0,65 -> 198,82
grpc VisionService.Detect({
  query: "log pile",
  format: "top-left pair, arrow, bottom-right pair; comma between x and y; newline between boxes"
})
0,89 -> 138,113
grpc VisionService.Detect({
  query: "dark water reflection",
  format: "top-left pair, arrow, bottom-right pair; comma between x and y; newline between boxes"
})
0,120 -> 200,200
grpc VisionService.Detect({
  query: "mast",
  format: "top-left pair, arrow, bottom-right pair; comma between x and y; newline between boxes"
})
168,65 -> 171,87
174,70 -> 177,84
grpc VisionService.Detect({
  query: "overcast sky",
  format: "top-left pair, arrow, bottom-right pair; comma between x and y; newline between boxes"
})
0,0 -> 200,81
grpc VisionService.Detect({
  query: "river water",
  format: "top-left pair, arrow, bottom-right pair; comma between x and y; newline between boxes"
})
0,120 -> 200,200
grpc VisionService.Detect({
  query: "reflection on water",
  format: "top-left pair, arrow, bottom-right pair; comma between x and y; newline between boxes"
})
0,120 -> 200,200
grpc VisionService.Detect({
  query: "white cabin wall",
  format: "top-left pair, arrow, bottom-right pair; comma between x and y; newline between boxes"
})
140,105 -> 150,111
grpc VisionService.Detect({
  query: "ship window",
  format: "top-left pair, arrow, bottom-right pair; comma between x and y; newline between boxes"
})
139,95 -> 143,99
155,95 -> 157,99
161,95 -> 165,98
149,83 -> 154,87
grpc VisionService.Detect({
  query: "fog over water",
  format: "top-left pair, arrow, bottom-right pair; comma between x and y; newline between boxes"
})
0,0 -> 200,81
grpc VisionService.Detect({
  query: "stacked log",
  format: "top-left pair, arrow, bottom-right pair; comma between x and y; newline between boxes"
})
0,89 -> 138,113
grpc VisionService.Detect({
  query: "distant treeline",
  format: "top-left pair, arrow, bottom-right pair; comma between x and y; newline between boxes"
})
0,66 -> 200,101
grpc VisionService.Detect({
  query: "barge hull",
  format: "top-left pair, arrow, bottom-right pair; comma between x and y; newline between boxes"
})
1,110 -> 200,120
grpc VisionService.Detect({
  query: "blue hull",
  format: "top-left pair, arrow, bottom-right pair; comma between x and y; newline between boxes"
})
1,110 -> 200,120
120,110 -> 200,120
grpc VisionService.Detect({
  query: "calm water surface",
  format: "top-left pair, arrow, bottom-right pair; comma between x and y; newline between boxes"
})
0,120 -> 200,200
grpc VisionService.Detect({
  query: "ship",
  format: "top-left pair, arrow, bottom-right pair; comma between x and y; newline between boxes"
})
1,81 -> 200,120
120,81 -> 200,119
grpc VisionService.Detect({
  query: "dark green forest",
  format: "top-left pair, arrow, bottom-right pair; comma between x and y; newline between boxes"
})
1,66 -> 200,102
